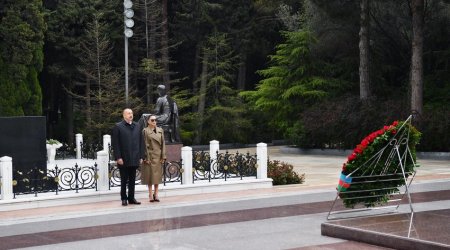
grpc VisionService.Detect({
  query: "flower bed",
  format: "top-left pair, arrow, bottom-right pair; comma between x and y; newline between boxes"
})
338,119 -> 421,208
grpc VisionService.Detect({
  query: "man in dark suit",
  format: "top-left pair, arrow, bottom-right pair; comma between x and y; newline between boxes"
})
112,108 -> 144,206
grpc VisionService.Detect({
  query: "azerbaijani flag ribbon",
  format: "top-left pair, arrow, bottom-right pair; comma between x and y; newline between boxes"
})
337,172 -> 352,191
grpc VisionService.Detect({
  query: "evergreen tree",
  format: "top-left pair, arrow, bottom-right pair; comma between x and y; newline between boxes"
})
179,32 -> 251,144
241,30 -> 344,142
44,0 -> 122,142
0,0 -> 46,116
67,13 -> 143,139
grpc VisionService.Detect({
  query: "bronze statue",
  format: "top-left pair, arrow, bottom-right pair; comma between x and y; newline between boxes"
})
141,85 -> 181,143
154,85 -> 171,125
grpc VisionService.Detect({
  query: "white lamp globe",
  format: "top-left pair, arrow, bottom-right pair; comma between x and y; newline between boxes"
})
124,9 -> 134,18
124,28 -> 133,38
124,0 -> 133,9
125,19 -> 134,28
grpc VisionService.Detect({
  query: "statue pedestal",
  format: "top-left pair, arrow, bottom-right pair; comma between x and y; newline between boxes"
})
166,143 -> 183,162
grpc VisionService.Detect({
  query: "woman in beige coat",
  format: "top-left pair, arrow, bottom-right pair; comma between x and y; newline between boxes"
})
141,115 -> 166,202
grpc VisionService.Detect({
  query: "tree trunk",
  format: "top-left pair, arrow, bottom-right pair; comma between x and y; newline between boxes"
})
65,83 -> 74,148
193,43 -> 201,93
86,78 -> 91,126
95,18 -> 102,122
194,52 -> 209,144
359,0 -> 371,100
144,0 -> 156,105
161,0 -> 170,91
410,0 -> 424,123
237,53 -> 247,90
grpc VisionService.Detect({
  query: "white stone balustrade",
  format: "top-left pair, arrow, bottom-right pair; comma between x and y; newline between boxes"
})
46,143 -> 62,165
103,134 -> 111,153
210,140 -> 220,171
0,137 -> 270,200
181,146 -> 193,184
96,151 -> 109,191
76,133 -> 83,159
0,156 -> 13,200
257,142 -> 268,179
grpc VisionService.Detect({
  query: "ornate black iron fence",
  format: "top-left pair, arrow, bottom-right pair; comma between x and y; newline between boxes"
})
80,141 -> 103,159
192,151 -> 211,182
55,143 -> 76,160
192,150 -> 257,183
13,164 -> 98,198
53,140 -> 102,160
108,160 -> 183,188
9,149 -> 257,198
108,162 -> 142,188
218,151 -> 258,180
108,143 -> 113,162
163,160 -> 183,185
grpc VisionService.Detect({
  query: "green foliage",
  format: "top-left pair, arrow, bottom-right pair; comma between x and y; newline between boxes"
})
46,139 -> 61,145
179,32 -> 252,144
297,94 -> 449,151
9,0 -> 447,151
140,58 -> 164,75
418,107 -> 450,151
73,14 -> 143,139
241,30 -> 345,138
268,160 -> 305,185
0,0 -> 46,116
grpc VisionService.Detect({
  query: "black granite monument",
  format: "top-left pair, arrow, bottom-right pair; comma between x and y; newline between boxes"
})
0,116 -> 47,174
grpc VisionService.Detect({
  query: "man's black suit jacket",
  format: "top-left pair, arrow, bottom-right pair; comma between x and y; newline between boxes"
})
112,120 -> 145,167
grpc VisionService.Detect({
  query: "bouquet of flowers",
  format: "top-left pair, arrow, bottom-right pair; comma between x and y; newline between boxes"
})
338,119 -> 421,208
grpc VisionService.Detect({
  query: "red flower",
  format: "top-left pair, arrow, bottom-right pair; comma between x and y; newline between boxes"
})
392,121 -> 399,126
361,139 -> 370,147
347,153 -> 357,162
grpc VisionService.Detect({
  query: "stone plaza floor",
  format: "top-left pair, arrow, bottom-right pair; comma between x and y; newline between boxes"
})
0,146 -> 448,250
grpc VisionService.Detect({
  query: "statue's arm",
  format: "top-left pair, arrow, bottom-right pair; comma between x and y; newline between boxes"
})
154,98 -> 163,114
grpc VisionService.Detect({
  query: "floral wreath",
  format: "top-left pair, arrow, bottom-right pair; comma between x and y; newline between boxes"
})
337,119 -> 421,208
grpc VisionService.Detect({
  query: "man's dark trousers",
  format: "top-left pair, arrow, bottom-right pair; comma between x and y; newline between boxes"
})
119,166 -> 138,201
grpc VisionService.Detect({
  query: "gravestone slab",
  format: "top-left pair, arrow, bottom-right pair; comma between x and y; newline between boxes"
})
0,116 -> 47,174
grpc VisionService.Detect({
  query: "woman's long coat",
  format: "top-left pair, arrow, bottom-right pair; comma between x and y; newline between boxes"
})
141,126 -> 166,185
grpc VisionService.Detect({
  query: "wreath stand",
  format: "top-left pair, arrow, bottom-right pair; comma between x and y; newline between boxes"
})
327,115 -> 418,237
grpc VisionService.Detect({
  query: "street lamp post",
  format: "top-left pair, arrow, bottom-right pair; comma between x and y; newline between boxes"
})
124,0 -> 134,106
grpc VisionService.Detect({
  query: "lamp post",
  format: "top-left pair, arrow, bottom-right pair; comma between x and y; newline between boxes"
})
124,0 -> 134,106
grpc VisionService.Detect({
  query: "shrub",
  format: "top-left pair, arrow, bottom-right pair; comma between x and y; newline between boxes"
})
268,160 -> 305,185
297,95 -> 448,152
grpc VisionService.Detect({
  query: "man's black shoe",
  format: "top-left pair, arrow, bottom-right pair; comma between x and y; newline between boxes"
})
128,199 -> 141,205
122,200 -> 128,206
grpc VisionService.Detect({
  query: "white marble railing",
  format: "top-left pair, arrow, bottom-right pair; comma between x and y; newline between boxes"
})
0,140 -> 268,200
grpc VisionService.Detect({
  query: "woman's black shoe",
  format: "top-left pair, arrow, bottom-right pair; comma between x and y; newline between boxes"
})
122,200 -> 128,206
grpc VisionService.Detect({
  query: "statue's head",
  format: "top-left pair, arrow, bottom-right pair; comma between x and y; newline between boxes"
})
157,85 -> 166,96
